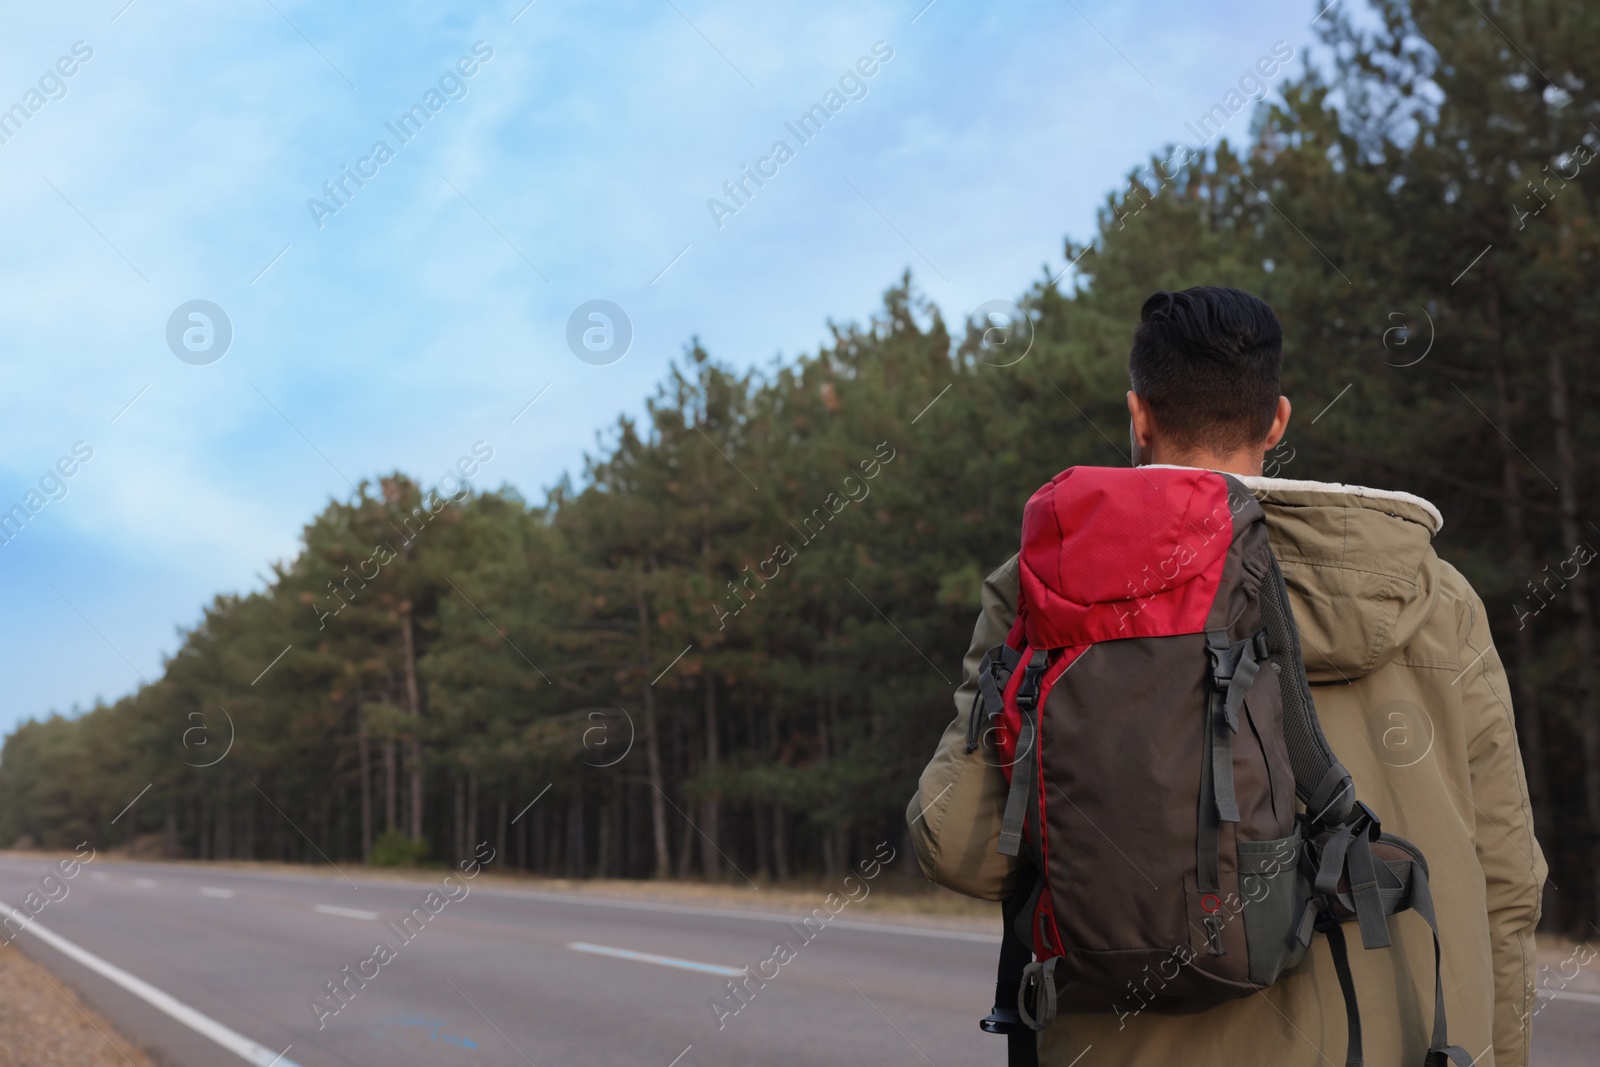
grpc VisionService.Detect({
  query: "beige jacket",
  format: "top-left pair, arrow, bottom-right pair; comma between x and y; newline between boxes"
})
908,476 -> 1546,1066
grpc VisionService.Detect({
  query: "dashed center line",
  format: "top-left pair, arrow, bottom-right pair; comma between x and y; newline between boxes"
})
314,904 -> 379,921
567,941 -> 745,976
200,887 -> 235,898
133,879 -> 156,888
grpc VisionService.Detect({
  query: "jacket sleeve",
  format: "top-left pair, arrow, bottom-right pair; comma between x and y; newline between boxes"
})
1459,589 -> 1546,1067
905,554 -> 1025,901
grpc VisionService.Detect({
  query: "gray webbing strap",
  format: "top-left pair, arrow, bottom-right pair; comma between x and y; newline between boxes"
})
1208,628 -> 1264,827
1209,689 -> 1239,823
1345,833 -> 1391,950
979,644 -> 1022,714
1258,554 -> 1356,826
1314,825 -> 1354,896
997,711 -> 1036,858
1323,852 -> 1473,1067
1324,922 -> 1365,1067
1403,864 -> 1474,1067
968,644 -> 1022,753
997,651 -> 1048,858
1309,764 -> 1356,826
1198,624 -> 1261,893
1222,641 -> 1262,730
1197,711 -> 1220,892
1017,956 -> 1060,1032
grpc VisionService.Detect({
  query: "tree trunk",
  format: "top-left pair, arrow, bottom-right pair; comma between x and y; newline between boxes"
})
1547,346 -> 1600,923
774,803 -> 790,881
453,778 -> 466,865
753,803 -> 771,880
1489,328 -> 1555,922
401,609 -> 425,842
243,796 -> 256,861
596,797 -> 612,878
675,805 -> 695,879
358,708 -> 373,863
384,740 -> 397,833
700,671 -> 722,881
214,778 -> 230,859
635,573 -> 671,879
567,782 -> 586,876
496,796 -> 507,869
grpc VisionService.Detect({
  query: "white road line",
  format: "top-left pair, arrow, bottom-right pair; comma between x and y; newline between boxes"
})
133,879 -> 156,888
17,859 -> 998,943
313,904 -> 379,921
200,887 -> 235,898
567,941 -> 746,976
90,872 -> 107,881
1546,989 -> 1600,1005
9,909 -> 303,1067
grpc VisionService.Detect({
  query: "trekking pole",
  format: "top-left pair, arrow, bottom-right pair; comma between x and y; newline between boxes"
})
980,882 -> 1038,1067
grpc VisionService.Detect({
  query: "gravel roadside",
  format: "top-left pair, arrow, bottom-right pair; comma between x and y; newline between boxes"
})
0,945 -> 161,1067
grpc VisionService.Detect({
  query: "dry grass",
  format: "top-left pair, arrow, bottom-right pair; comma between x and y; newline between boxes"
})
473,871 -> 1001,927
0,946 -> 162,1067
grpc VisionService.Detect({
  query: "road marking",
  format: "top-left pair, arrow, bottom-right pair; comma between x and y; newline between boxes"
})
1547,989 -> 1600,1005
200,887 -> 235,898
9,909 -> 304,1067
314,904 -> 379,921
90,872 -> 107,881
567,941 -> 745,976
23,859 -> 1000,944
134,879 -> 156,888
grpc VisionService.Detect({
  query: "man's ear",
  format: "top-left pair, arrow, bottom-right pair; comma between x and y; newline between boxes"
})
1263,396 -> 1291,449
1127,391 -> 1156,453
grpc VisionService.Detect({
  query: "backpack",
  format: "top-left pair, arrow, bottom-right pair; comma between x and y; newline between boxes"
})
968,466 -> 1470,1067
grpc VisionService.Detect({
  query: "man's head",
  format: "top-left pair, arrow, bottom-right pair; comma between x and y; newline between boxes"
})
1125,286 -> 1291,476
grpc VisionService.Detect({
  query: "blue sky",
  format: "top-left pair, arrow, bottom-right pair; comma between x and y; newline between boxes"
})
0,0 -> 1324,735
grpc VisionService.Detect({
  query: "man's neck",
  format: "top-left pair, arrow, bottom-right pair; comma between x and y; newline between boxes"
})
1139,447 -> 1264,478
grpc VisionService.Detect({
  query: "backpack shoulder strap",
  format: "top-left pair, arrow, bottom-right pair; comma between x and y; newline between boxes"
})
1257,551 -> 1356,827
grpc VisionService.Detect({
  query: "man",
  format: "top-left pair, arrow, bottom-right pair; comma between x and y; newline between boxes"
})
908,287 -> 1545,1065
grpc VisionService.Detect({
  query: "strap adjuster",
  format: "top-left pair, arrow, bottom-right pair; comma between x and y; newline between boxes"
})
1014,650 -> 1049,713
1205,630 -> 1237,689
1350,800 -> 1382,841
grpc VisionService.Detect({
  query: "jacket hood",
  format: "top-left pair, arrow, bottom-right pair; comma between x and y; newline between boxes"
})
1018,466 -> 1445,682
1228,474 -> 1443,682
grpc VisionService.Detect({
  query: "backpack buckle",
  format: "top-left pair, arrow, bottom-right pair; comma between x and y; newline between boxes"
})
1205,631 -> 1237,690
1350,800 -> 1382,841
1014,651 -> 1050,713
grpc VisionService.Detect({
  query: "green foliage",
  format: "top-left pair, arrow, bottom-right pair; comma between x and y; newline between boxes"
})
368,830 -> 431,868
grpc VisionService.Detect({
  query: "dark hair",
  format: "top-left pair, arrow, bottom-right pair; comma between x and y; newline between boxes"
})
1127,287 -> 1282,454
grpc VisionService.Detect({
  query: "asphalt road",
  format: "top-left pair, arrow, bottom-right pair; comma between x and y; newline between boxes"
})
0,854 -> 1594,1066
